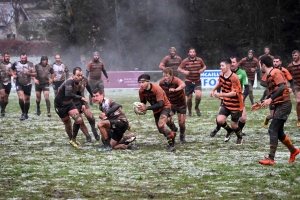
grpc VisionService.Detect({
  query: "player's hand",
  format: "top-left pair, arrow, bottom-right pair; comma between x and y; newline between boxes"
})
250,68 -> 255,72
99,112 -> 106,119
169,88 -> 176,92
81,105 -> 86,112
210,90 -> 214,97
214,93 -> 222,99
138,104 -> 147,111
127,124 -> 131,130
288,88 -> 292,94
261,98 -> 272,108
81,97 -> 88,103
49,79 -> 53,84
184,71 -> 190,76
106,78 -> 110,83
34,78 -> 39,84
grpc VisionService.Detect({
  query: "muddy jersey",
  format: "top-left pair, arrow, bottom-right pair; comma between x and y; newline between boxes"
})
266,68 -> 290,105
54,78 -> 83,107
35,63 -> 54,85
218,72 -> 243,111
99,97 -> 128,122
139,83 -> 171,114
11,61 -> 35,85
73,75 -> 92,103
52,62 -> 69,81
86,60 -> 105,80
0,61 -> 12,84
239,57 -> 259,81
160,55 -> 182,77
179,57 -> 206,82
287,62 -> 300,90
159,76 -> 186,109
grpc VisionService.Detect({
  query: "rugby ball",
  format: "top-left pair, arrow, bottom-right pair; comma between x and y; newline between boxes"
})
132,102 -> 147,115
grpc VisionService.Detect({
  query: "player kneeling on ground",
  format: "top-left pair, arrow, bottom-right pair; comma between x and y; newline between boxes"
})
92,88 -> 136,151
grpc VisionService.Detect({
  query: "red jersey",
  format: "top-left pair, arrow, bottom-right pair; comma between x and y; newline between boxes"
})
239,57 -> 259,81
86,60 -> 105,80
287,62 -> 300,90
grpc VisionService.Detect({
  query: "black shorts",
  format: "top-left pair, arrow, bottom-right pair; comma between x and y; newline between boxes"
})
52,81 -> 64,90
218,105 -> 242,122
55,102 -> 77,118
16,83 -> 32,96
109,119 -> 128,142
89,79 -> 104,91
171,107 -> 186,114
35,83 -> 50,92
0,82 -> 11,95
74,100 -> 90,113
154,108 -> 171,123
185,81 -> 202,95
273,101 -> 292,121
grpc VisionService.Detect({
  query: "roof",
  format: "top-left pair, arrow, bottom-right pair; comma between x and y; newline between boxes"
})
0,2 -> 29,27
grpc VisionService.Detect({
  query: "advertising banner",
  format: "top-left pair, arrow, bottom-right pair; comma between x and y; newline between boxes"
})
103,71 -> 144,89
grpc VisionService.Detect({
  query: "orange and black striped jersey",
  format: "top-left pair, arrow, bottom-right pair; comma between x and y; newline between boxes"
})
159,55 -> 182,77
266,68 -> 290,105
139,83 -> 171,114
280,67 -> 293,82
238,57 -> 259,80
159,77 -> 186,109
218,72 -> 243,111
287,62 -> 300,89
179,57 -> 206,82
262,67 -> 292,83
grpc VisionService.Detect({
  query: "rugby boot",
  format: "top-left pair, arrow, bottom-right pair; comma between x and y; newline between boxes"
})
195,108 -> 201,116
1,109 -> 5,117
180,134 -> 186,143
36,109 -> 41,116
259,157 -> 275,166
289,148 -> 300,163
20,113 -> 25,121
210,128 -> 219,137
224,131 -> 234,142
124,136 -> 136,145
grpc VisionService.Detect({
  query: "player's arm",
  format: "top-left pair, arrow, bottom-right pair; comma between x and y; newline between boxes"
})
146,100 -> 163,110
159,57 -> 168,70
105,100 -> 121,116
86,62 -> 91,77
254,58 -> 260,72
101,63 -> 109,82
268,83 -> 285,100
65,81 -> 83,99
10,63 -> 17,78
27,65 -> 37,77
64,66 -> 69,78
177,59 -> 188,75
170,78 -> 185,92
241,71 -> 249,98
85,81 -> 93,97
198,59 -> 207,74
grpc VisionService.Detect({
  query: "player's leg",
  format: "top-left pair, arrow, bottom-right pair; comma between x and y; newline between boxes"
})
83,107 -> 100,141
238,107 -> 247,135
97,119 -> 112,148
35,84 -> 42,116
43,85 -> 51,117
210,105 -> 222,137
185,82 -> 194,116
1,83 -> 11,116
230,110 -> 243,145
156,109 -> 176,151
295,90 -> 300,126
17,85 -> 26,120
23,85 -> 32,120
194,81 -> 202,116
248,80 -> 254,105
69,108 -> 86,146
217,106 -> 233,142
166,110 -> 178,132
177,112 -> 186,143
0,86 -> 5,116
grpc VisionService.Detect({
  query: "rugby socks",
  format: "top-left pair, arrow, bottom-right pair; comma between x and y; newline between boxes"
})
19,99 -> 25,113
269,144 -> 277,160
36,100 -> 40,111
24,102 -> 30,115
233,127 -> 242,138
220,122 -> 233,133
166,132 -> 175,147
72,123 -> 80,140
87,116 -> 98,137
215,119 -> 221,131
238,121 -> 245,131
45,99 -> 51,113
187,100 -> 192,114
0,100 -> 4,110
249,92 -> 254,105
281,136 -> 296,153
195,98 -> 201,109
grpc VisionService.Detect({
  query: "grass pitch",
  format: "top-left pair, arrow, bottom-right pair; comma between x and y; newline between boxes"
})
1,88 -> 300,199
